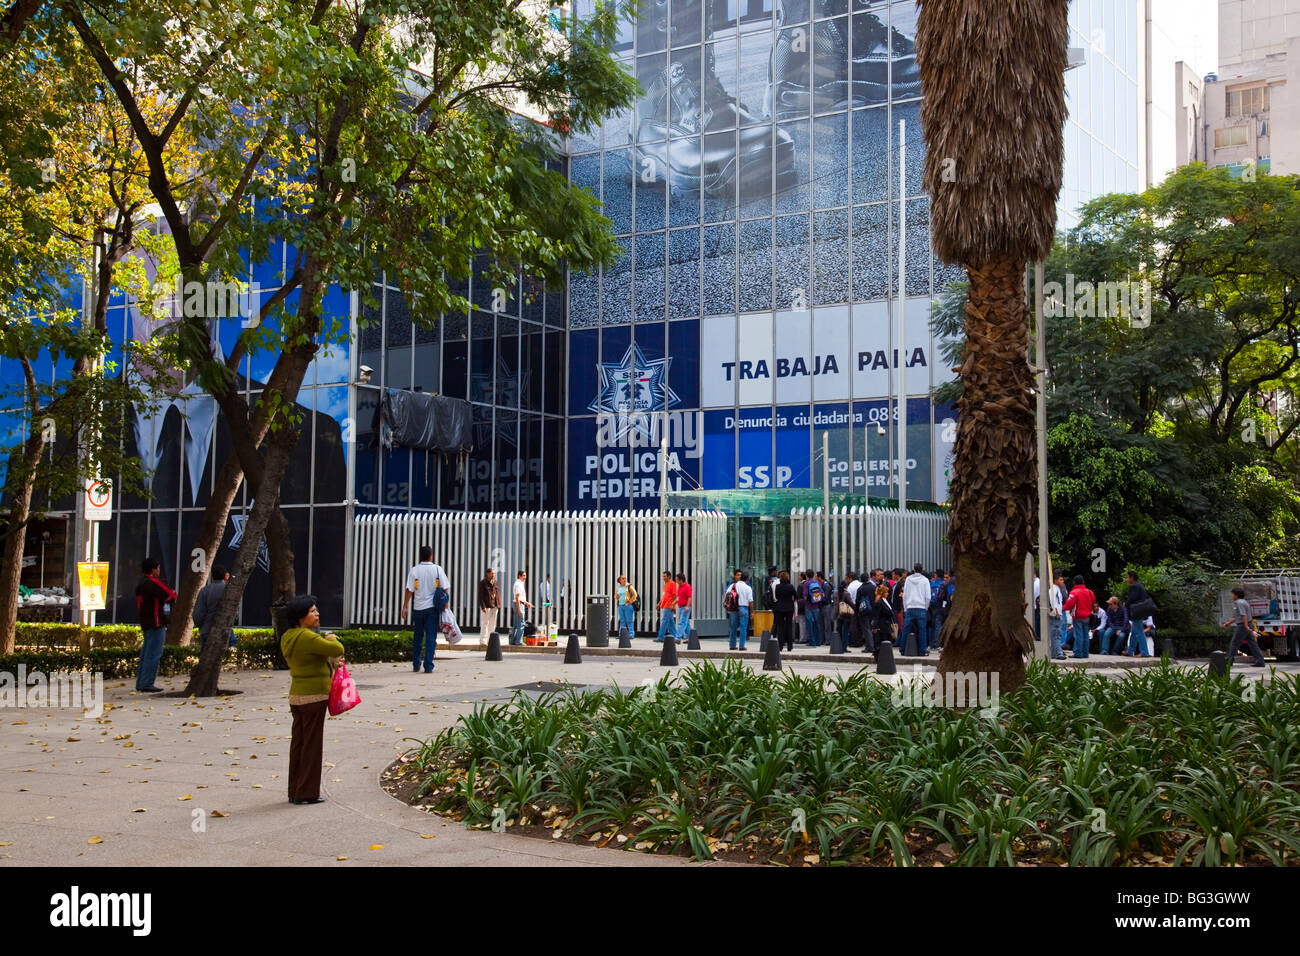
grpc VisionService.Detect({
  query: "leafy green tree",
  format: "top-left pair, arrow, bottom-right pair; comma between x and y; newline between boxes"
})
52,0 -> 638,693
0,21 -> 164,652
932,165 -> 1300,578
1044,413 -> 1182,577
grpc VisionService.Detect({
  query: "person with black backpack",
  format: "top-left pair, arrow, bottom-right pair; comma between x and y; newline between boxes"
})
854,576 -> 877,653
803,570 -> 827,647
725,568 -> 753,651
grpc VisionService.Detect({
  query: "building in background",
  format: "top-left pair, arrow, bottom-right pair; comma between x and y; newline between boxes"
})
1176,0 -> 1299,177
2,0 -> 1151,624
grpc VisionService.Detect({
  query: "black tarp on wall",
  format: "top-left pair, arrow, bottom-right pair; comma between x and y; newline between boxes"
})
377,389 -> 474,454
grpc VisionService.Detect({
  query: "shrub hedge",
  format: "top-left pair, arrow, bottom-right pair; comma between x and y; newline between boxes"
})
0,629 -> 415,677
401,658 -> 1300,866
13,623 -> 276,650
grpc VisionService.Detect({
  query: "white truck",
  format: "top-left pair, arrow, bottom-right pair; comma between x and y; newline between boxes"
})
1218,568 -> 1300,660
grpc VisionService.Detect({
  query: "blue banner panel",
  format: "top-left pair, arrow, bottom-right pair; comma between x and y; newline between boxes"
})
702,410 -> 735,491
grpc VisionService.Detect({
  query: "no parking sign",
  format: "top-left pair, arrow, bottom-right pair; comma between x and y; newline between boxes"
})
85,478 -> 112,521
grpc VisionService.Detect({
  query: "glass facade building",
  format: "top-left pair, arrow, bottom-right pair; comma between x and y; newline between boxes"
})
2,0 -> 1142,624
564,0 -> 1143,513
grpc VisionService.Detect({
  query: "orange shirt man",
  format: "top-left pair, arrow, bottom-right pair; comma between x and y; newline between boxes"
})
655,571 -> 678,642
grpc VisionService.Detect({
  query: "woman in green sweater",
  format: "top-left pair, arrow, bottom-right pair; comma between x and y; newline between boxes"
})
281,594 -> 345,805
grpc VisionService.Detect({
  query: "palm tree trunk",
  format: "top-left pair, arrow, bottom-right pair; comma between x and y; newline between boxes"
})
936,256 -> 1037,695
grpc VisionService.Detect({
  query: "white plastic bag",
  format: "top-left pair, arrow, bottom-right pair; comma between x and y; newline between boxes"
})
439,608 -> 463,645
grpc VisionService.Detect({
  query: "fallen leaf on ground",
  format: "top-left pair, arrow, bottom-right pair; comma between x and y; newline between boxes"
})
87,837 -> 103,844
210,811 -> 227,818
369,844 -> 384,850
131,808 -> 147,813
336,856 -> 347,861
178,794 -> 192,801
419,834 -> 436,839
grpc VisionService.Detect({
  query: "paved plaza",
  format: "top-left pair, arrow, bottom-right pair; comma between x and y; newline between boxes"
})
1,640 -> 1291,867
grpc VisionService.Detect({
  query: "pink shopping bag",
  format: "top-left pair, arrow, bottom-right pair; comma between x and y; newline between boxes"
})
328,662 -> 361,716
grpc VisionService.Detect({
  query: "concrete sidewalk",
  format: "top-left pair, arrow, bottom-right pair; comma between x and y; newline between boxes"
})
1,645 -> 1287,867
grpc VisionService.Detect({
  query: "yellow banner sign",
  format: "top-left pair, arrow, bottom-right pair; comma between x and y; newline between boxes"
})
77,562 -> 110,612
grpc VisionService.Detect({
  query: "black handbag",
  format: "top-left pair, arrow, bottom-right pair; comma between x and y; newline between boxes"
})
1129,597 -> 1157,620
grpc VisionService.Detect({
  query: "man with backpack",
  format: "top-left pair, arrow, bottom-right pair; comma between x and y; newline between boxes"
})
401,545 -> 449,672
803,570 -> 826,648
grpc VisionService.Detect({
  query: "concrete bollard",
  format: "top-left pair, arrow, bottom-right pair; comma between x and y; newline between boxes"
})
1209,649 -> 1228,677
762,637 -> 782,671
485,632 -> 503,662
659,634 -> 679,667
687,628 -> 701,651
904,631 -> 919,657
563,633 -> 582,664
829,631 -> 845,654
618,626 -> 632,649
876,641 -> 896,675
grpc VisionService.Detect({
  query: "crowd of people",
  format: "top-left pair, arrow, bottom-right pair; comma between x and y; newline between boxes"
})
132,545 -> 1270,687
716,564 -> 955,655
1036,570 -> 1165,660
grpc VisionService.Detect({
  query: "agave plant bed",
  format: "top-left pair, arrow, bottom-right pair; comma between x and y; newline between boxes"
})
385,659 -> 1300,866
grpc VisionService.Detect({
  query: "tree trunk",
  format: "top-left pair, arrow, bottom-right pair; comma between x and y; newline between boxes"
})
179,424 -> 297,696
935,256 -> 1037,697
164,339 -> 314,646
0,435 -> 45,655
166,455 -> 244,645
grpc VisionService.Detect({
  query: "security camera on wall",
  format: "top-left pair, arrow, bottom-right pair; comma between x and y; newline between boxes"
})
357,365 -> 373,385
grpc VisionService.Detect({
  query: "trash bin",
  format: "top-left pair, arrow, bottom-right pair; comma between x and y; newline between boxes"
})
586,595 -> 609,648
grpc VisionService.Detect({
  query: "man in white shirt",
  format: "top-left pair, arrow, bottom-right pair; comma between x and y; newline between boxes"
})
509,570 -> 533,645
726,569 -> 754,651
401,545 -> 449,673
901,562 -> 932,655
1048,574 -> 1065,659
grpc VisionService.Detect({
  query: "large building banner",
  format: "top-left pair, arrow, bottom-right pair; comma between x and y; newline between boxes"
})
567,314 -> 955,511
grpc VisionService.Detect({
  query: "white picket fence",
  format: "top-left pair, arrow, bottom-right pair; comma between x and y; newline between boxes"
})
350,509 -> 729,633
788,505 -> 950,577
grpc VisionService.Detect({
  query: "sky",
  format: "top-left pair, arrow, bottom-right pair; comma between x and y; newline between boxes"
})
1149,0 -> 1220,184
